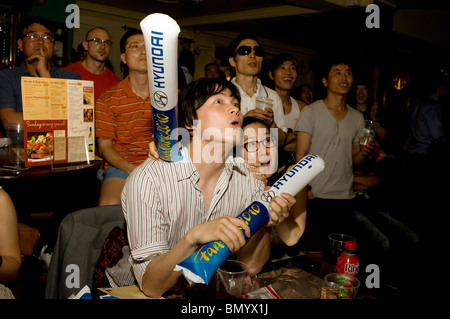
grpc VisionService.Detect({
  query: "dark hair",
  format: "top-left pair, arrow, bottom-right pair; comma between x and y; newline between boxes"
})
179,77 -> 241,130
320,57 -> 354,80
19,16 -> 56,37
242,116 -> 270,131
268,54 -> 297,74
204,62 -> 220,73
119,28 -> 142,53
298,83 -> 312,91
227,34 -> 263,58
353,74 -> 371,88
350,77 -> 375,109
178,49 -> 195,74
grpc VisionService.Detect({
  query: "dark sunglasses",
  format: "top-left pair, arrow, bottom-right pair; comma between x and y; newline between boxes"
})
235,45 -> 265,57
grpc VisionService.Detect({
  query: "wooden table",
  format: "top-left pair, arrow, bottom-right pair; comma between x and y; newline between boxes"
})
0,147 -> 103,243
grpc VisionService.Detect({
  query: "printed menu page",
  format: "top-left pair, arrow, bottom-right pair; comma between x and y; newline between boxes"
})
21,77 -> 95,167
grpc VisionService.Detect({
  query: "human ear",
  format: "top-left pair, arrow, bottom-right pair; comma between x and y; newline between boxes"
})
120,53 -> 127,65
229,56 -> 236,68
17,39 -> 23,52
322,77 -> 328,88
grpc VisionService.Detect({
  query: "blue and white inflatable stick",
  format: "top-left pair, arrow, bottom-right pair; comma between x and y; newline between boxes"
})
141,14 -> 181,162
174,154 -> 325,284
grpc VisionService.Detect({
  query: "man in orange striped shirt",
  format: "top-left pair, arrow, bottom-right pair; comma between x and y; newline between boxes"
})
95,29 -> 153,206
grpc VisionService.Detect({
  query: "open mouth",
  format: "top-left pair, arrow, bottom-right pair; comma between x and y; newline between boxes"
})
260,159 -> 270,167
230,118 -> 241,128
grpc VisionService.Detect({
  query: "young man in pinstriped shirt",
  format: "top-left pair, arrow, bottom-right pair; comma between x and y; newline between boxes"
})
122,78 -> 296,298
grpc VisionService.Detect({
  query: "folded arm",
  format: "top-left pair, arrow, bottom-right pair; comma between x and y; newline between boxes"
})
97,138 -> 137,174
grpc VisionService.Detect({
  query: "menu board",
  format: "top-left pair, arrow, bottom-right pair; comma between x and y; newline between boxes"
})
21,77 -> 95,167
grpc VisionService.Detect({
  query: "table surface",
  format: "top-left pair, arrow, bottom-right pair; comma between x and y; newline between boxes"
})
0,147 -> 102,179
159,254 -> 334,300
0,147 -> 103,223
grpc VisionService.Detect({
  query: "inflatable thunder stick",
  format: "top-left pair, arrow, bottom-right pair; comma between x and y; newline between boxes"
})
141,14 -> 181,162
174,154 -> 325,284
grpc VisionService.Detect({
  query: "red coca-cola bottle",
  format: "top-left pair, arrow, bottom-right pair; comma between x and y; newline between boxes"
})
336,241 -> 359,277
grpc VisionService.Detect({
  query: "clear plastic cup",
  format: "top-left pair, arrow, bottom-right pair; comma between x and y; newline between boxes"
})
328,233 -> 356,262
6,123 -> 24,166
255,97 -> 273,110
215,260 -> 248,299
323,273 -> 360,299
360,120 -> 378,145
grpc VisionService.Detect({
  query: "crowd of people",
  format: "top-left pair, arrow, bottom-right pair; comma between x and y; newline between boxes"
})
0,15 -> 448,299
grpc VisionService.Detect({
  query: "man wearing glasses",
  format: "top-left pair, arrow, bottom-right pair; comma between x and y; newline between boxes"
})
64,27 -> 120,104
228,34 -> 287,146
95,29 -> 153,206
0,16 -> 80,133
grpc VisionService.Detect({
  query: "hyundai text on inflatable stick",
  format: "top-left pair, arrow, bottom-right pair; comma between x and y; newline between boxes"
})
141,13 -> 181,162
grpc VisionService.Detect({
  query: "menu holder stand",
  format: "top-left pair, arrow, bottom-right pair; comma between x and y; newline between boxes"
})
47,136 -> 92,172
21,77 -> 95,169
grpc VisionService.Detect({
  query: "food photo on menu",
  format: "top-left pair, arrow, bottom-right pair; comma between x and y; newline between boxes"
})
26,132 -> 54,162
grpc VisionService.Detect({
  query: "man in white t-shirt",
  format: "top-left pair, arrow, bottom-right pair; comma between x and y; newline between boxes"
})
228,34 -> 287,146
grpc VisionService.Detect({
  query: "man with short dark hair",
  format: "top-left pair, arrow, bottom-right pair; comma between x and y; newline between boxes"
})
204,62 -> 222,79
294,58 -> 374,254
122,77 -> 295,298
228,34 -> 287,145
0,16 -> 80,134
95,29 -> 154,206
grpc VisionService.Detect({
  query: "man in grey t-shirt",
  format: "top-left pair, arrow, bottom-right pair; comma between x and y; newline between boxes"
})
294,58 -> 374,254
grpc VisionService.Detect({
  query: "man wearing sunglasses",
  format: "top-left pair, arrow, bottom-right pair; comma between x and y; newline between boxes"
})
228,34 -> 287,146
0,16 -> 80,134
64,27 -> 120,105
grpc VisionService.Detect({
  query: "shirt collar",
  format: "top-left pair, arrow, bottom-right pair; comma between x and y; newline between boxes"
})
118,76 -> 150,100
231,77 -> 263,98
175,144 -> 241,182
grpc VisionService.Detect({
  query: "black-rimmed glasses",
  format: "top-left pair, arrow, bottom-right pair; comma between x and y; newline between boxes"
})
235,45 -> 265,57
86,38 -> 112,46
244,136 -> 277,152
23,33 -> 54,43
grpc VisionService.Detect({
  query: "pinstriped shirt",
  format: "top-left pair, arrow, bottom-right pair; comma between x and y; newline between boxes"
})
121,146 -> 265,288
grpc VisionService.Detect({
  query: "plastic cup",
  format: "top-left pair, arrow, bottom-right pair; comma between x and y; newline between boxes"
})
6,123 -> 25,166
360,120 -> 378,145
215,260 -> 248,299
255,97 -> 273,110
323,273 -> 360,299
328,234 -> 356,262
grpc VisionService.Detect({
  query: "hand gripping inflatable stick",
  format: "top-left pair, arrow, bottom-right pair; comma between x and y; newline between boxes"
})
174,154 -> 325,284
141,14 -> 181,162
